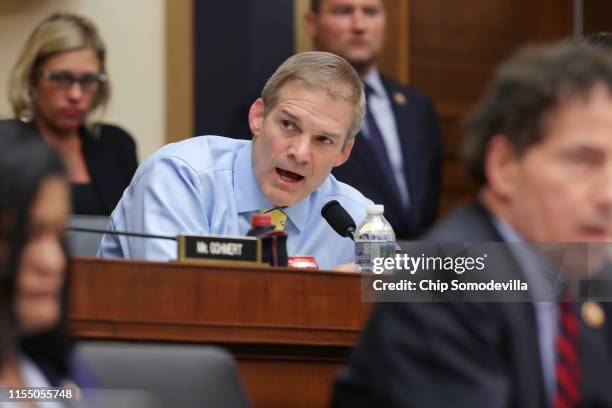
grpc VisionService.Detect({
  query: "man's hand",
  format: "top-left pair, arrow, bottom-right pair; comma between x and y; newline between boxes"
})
332,262 -> 356,272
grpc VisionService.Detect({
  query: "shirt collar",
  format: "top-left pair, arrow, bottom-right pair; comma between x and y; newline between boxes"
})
282,194 -> 311,233
493,215 -> 563,300
493,215 -> 524,243
233,142 -> 313,232
234,142 -> 272,213
362,68 -> 386,99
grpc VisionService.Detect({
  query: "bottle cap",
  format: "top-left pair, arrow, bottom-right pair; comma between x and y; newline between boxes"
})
252,213 -> 272,227
367,204 -> 384,215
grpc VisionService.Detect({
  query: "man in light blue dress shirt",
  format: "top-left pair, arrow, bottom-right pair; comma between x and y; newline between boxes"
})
98,52 -> 373,270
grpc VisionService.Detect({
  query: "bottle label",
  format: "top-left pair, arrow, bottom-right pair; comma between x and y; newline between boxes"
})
355,240 -> 385,271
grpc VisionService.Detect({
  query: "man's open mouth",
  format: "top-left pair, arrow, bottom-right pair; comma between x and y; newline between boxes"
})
276,168 -> 304,182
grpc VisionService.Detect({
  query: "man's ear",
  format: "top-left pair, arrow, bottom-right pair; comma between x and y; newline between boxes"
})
304,10 -> 318,39
485,135 -> 520,198
248,98 -> 265,139
334,138 -> 355,167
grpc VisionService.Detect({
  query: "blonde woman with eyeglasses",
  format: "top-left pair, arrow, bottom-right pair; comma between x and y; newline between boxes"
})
3,13 -> 138,215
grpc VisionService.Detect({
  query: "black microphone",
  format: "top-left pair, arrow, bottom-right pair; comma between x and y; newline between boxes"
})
321,200 -> 356,241
66,227 -> 177,241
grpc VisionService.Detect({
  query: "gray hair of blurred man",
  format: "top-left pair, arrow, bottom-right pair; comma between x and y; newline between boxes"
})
464,41 -> 612,185
260,51 -> 366,141
581,32 -> 612,52
9,13 -> 110,122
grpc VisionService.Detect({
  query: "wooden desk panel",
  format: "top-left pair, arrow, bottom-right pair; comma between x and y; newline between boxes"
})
69,258 -> 371,407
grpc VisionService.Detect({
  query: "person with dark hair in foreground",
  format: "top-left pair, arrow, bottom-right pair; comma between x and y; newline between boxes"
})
332,41 -> 612,407
0,133 -> 94,390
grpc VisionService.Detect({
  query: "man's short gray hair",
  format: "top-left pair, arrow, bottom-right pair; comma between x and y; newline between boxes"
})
261,51 -> 365,140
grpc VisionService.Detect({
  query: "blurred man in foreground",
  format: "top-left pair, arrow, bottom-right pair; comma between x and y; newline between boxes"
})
98,52 -> 372,270
333,42 -> 612,407
306,0 -> 442,239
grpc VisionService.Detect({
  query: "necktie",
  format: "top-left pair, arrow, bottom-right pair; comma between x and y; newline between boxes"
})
362,83 -> 402,205
554,298 -> 581,408
264,209 -> 287,231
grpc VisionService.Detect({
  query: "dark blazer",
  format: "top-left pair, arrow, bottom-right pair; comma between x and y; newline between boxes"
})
332,76 -> 442,239
332,202 -> 612,407
0,119 -> 138,215
76,123 -> 138,214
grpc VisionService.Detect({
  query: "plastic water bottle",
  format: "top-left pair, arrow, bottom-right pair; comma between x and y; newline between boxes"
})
355,204 -> 396,273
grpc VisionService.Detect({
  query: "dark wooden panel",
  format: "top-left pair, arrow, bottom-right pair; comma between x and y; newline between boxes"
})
443,159 -> 476,191
239,360 -> 342,408
69,258 -> 372,408
514,0 -> 574,42
409,0 -> 574,107
440,191 -> 478,216
411,62 -> 494,107
385,0 -> 575,218
410,0 -> 519,64
378,0 -> 409,82
440,115 -> 467,159
583,0 -> 612,34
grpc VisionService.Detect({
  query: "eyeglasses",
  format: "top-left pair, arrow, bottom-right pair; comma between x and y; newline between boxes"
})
40,70 -> 107,92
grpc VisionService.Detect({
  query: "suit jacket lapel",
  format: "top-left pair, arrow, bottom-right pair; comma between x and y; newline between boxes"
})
380,77 -> 416,225
474,202 -> 549,407
426,202 -> 548,406
351,128 -> 404,205
79,127 -> 113,213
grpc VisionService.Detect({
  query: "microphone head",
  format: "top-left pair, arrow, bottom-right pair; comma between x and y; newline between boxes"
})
321,200 -> 356,239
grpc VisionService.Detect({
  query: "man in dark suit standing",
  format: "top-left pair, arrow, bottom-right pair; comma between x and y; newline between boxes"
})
332,42 -> 612,407
305,0 -> 442,239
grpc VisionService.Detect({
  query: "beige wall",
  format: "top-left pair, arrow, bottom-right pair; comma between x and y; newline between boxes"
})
0,0 -> 165,161
165,0 -> 192,144
294,0 -> 313,53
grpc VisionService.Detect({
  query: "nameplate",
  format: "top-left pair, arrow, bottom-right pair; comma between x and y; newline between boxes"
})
177,235 -> 262,263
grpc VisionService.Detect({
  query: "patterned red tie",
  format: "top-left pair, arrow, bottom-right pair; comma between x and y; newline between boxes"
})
553,300 -> 581,408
